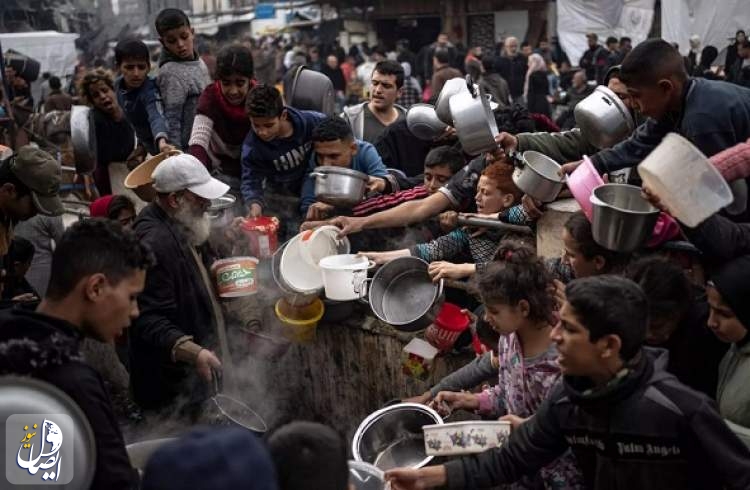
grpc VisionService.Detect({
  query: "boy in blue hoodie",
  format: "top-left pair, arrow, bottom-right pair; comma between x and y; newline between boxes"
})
300,116 -> 398,220
155,8 -> 211,150
114,38 -> 174,158
240,85 -> 326,219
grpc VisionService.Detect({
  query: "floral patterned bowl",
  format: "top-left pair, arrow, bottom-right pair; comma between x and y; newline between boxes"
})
423,420 -> 511,456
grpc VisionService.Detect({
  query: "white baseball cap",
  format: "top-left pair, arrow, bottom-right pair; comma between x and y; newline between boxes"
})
152,153 -> 229,200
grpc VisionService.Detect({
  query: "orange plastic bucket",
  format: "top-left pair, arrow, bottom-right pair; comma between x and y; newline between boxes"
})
242,216 -> 280,259
211,257 -> 259,297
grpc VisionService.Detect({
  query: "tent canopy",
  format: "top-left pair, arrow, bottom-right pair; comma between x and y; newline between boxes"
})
0,31 -> 79,78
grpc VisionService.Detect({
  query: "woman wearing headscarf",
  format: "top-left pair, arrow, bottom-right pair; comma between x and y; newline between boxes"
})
523,53 -> 551,116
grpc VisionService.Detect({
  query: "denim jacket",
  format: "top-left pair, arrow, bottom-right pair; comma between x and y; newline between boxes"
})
115,76 -> 168,155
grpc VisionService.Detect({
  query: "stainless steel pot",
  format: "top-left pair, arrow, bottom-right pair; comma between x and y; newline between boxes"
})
406,104 -> 448,141
70,105 -> 97,175
366,256 -> 444,332
450,84 -> 499,155
311,166 -> 369,208
435,77 -> 471,124
575,85 -> 635,149
512,151 -> 566,202
286,66 -> 336,115
352,403 -> 443,471
207,194 -> 237,229
590,184 -> 659,252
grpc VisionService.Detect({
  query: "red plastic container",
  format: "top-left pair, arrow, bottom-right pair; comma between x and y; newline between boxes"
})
424,302 -> 471,352
241,216 -> 279,259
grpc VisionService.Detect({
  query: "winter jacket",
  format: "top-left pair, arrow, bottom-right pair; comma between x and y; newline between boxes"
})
300,139 -> 390,214
682,213 -> 750,267
341,102 -> 407,143
129,204 -> 217,411
495,55 -> 527,99
156,50 -> 211,150
718,338 -> 750,427
373,119 -> 437,177
444,348 -> 750,490
479,73 -> 511,108
0,308 -> 138,489
431,65 -> 462,97
516,128 -> 598,164
579,45 -> 609,84
240,107 -> 327,208
115,75 -> 169,156
710,137 -> 750,182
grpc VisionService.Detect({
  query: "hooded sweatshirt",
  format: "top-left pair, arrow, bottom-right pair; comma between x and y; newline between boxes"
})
444,348 -> 750,490
157,50 -> 211,150
711,255 -> 750,427
0,308 -> 138,489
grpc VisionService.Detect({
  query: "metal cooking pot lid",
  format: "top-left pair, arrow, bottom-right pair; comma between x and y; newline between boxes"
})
0,375 -> 96,487
208,194 -> 236,212
314,166 -> 369,181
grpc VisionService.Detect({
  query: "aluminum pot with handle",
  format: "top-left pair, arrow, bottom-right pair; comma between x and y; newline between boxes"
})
590,184 -> 660,252
449,82 -> 499,155
70,105 -> 97,175
434,77 -> 472,125
512,151 -> 566,203
364,256 -> 444,332
574,85 -> 635,149
311,166 -> 369,208
207,194 -> 237,229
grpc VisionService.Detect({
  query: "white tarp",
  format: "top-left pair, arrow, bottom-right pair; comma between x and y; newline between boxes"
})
0,31 -> 79,78
661,0 -> 750,57
557,0 -> 655,67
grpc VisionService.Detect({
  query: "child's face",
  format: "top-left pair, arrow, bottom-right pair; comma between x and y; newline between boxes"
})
423,164 -> 454,194
474,175 -> 513,214
219,74 -> 252,106
707,286 -> 747,344
88,80 -> 118,115
313,139 -> 356,167
550,301 -> 603,377
119,58 -> 149,89
160,25 -> 195,60
625,80 -> 674,120
562,229 -> 602,279
483,301 -> 526,335
250,113 -> 284,142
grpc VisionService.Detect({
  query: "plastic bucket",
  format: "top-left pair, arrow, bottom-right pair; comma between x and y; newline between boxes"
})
275,298 -> 324,343
567,155 -> 604,221
299,225 -> 351,268
424,303 -> 471,352
318,254 -> 373,301
242,217 -> 280,259
638,132 -> 733,228
211,257 -> 259,297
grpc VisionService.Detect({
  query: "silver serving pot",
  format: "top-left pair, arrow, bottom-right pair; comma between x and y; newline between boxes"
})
512,151 -> 566,202
590,184 -> 659,252
365,256 -> 444,332
450,84 -> 499,155
435,77 -> 472,125
286,66 -> 336,116
352,403 -> 443,471
575,85 -> 635,149
70,105 -> 97,175
311,166 -> 369,208
207,194 -> 237,229
406,104 -> 448,141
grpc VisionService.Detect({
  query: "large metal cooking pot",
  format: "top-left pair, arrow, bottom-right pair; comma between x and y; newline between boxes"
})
575,85 -> 634,149
435,77 -> 471,125
590,184 -> 659,252
311,166 -> 369,208
450,84 -> 499,155
512,151 -> 566,203
352,403 -> 443,471
366,256 -> 444,332
406,104 -> 448,141
70,105 -> 97,175
207,194 -> 237,229
286,65 -> 336,115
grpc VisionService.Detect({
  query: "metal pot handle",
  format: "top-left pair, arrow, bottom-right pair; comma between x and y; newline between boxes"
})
357,277 -> 372,305
465,74 -> 476,96
310,172 -> 327,179
211,368 -> 222,397
436,278 -> 445,300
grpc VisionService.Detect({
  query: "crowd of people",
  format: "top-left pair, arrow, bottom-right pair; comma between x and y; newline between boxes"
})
1,5 -> 750,489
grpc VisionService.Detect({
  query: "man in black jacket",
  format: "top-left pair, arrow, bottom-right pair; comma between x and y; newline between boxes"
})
129,153 -> 229,414
0,219 -> 154,489
386,276 -> 750,490
579,33 -> 609,84
494,36 -> 527,102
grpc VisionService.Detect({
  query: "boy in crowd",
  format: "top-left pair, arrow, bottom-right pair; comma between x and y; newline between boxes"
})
155,8 -> 211,150
387,276 -> 750,490
43,76 -> 72,112
240,85 -> 326,219
268,422 -> 349,490
300,116 -> 396,220
0,219 -> 153,489
115,38 -> 173,157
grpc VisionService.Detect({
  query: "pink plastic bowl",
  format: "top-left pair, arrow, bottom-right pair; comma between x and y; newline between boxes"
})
567,156 -> 605,220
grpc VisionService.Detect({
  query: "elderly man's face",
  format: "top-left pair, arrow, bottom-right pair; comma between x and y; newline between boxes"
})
572,71 -> 587,89
505,38 -> 519,56
171,190 -> 211,245
326,55 -> 338,69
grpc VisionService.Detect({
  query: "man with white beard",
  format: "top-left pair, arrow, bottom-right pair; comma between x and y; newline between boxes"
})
129,153 -> 230,417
